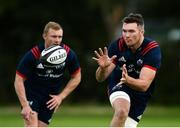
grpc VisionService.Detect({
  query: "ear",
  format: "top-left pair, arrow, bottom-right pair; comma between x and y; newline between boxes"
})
141,30 -> 145,35
139,27 -> 144,35
141,26 -> 145,34
42,33 -> 46,40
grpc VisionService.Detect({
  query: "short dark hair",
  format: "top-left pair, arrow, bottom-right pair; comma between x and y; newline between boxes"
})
122,13 -> 144,27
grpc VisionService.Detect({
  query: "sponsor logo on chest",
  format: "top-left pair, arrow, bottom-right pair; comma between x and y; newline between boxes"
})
118,56 -> 143,74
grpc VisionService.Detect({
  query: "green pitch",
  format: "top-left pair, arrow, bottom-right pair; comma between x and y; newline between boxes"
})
0,105 -> 180,127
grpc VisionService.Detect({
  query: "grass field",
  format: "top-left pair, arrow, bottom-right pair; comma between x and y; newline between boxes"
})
0,104 -> 180,127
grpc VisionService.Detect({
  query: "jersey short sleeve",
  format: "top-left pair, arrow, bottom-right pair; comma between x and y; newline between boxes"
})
66,49 -> 81,76
16,51 -> 36,78
143,45 -> 161,70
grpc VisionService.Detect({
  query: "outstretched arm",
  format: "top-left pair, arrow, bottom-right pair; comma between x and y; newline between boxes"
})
92,47 -> 116,82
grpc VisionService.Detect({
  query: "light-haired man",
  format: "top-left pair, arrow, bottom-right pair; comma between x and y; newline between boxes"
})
14,21 -> 81,127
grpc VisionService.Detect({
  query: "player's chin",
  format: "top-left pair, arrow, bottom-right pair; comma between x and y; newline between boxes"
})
126,42 -> 134,47
53,41 -> 61,45
53,43 -> 60,46
47,42 -> 60,47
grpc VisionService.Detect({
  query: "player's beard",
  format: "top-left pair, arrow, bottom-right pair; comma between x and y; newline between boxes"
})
126,36 -> 143,50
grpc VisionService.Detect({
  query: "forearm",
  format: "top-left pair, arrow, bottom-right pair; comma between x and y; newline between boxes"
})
14,80 -> 29,107
58,72 -> 81,100
125,76 -> 151,92
96,63 -> 116,82
96,67 -> 109,82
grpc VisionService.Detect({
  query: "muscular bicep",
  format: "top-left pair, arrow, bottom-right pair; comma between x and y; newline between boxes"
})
71,69 -> 81,82
14,73 -> 25,86
139,66 -> 156,87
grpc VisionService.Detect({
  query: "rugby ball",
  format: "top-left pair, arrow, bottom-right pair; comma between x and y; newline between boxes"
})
40,45 -> 67,65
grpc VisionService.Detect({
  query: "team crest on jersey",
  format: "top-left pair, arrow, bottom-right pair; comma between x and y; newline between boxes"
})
137,59 -> 143,66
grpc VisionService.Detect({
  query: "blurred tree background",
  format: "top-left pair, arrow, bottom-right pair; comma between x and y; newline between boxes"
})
0,0 -> 180,105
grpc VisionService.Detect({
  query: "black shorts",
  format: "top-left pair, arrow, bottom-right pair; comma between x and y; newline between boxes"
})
26,93 -> 55,124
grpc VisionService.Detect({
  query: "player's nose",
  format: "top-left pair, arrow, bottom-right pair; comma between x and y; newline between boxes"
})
54,39 -> 60,44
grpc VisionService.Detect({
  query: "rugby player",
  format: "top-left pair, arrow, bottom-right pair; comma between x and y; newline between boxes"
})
93,13 -> 161,127
14,21 -> 81,127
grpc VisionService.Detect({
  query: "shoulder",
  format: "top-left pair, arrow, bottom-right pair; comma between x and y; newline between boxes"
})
61,43 -> 78,61
141,38 -> 161,68
17,44 -> 42,66
61,43 -> 71,55
108,37 -> 127,52
30,43 -> 44,59
141,38 -> 161,56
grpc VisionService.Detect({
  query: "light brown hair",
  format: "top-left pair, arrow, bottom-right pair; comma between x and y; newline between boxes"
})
43,21 -> 62,35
